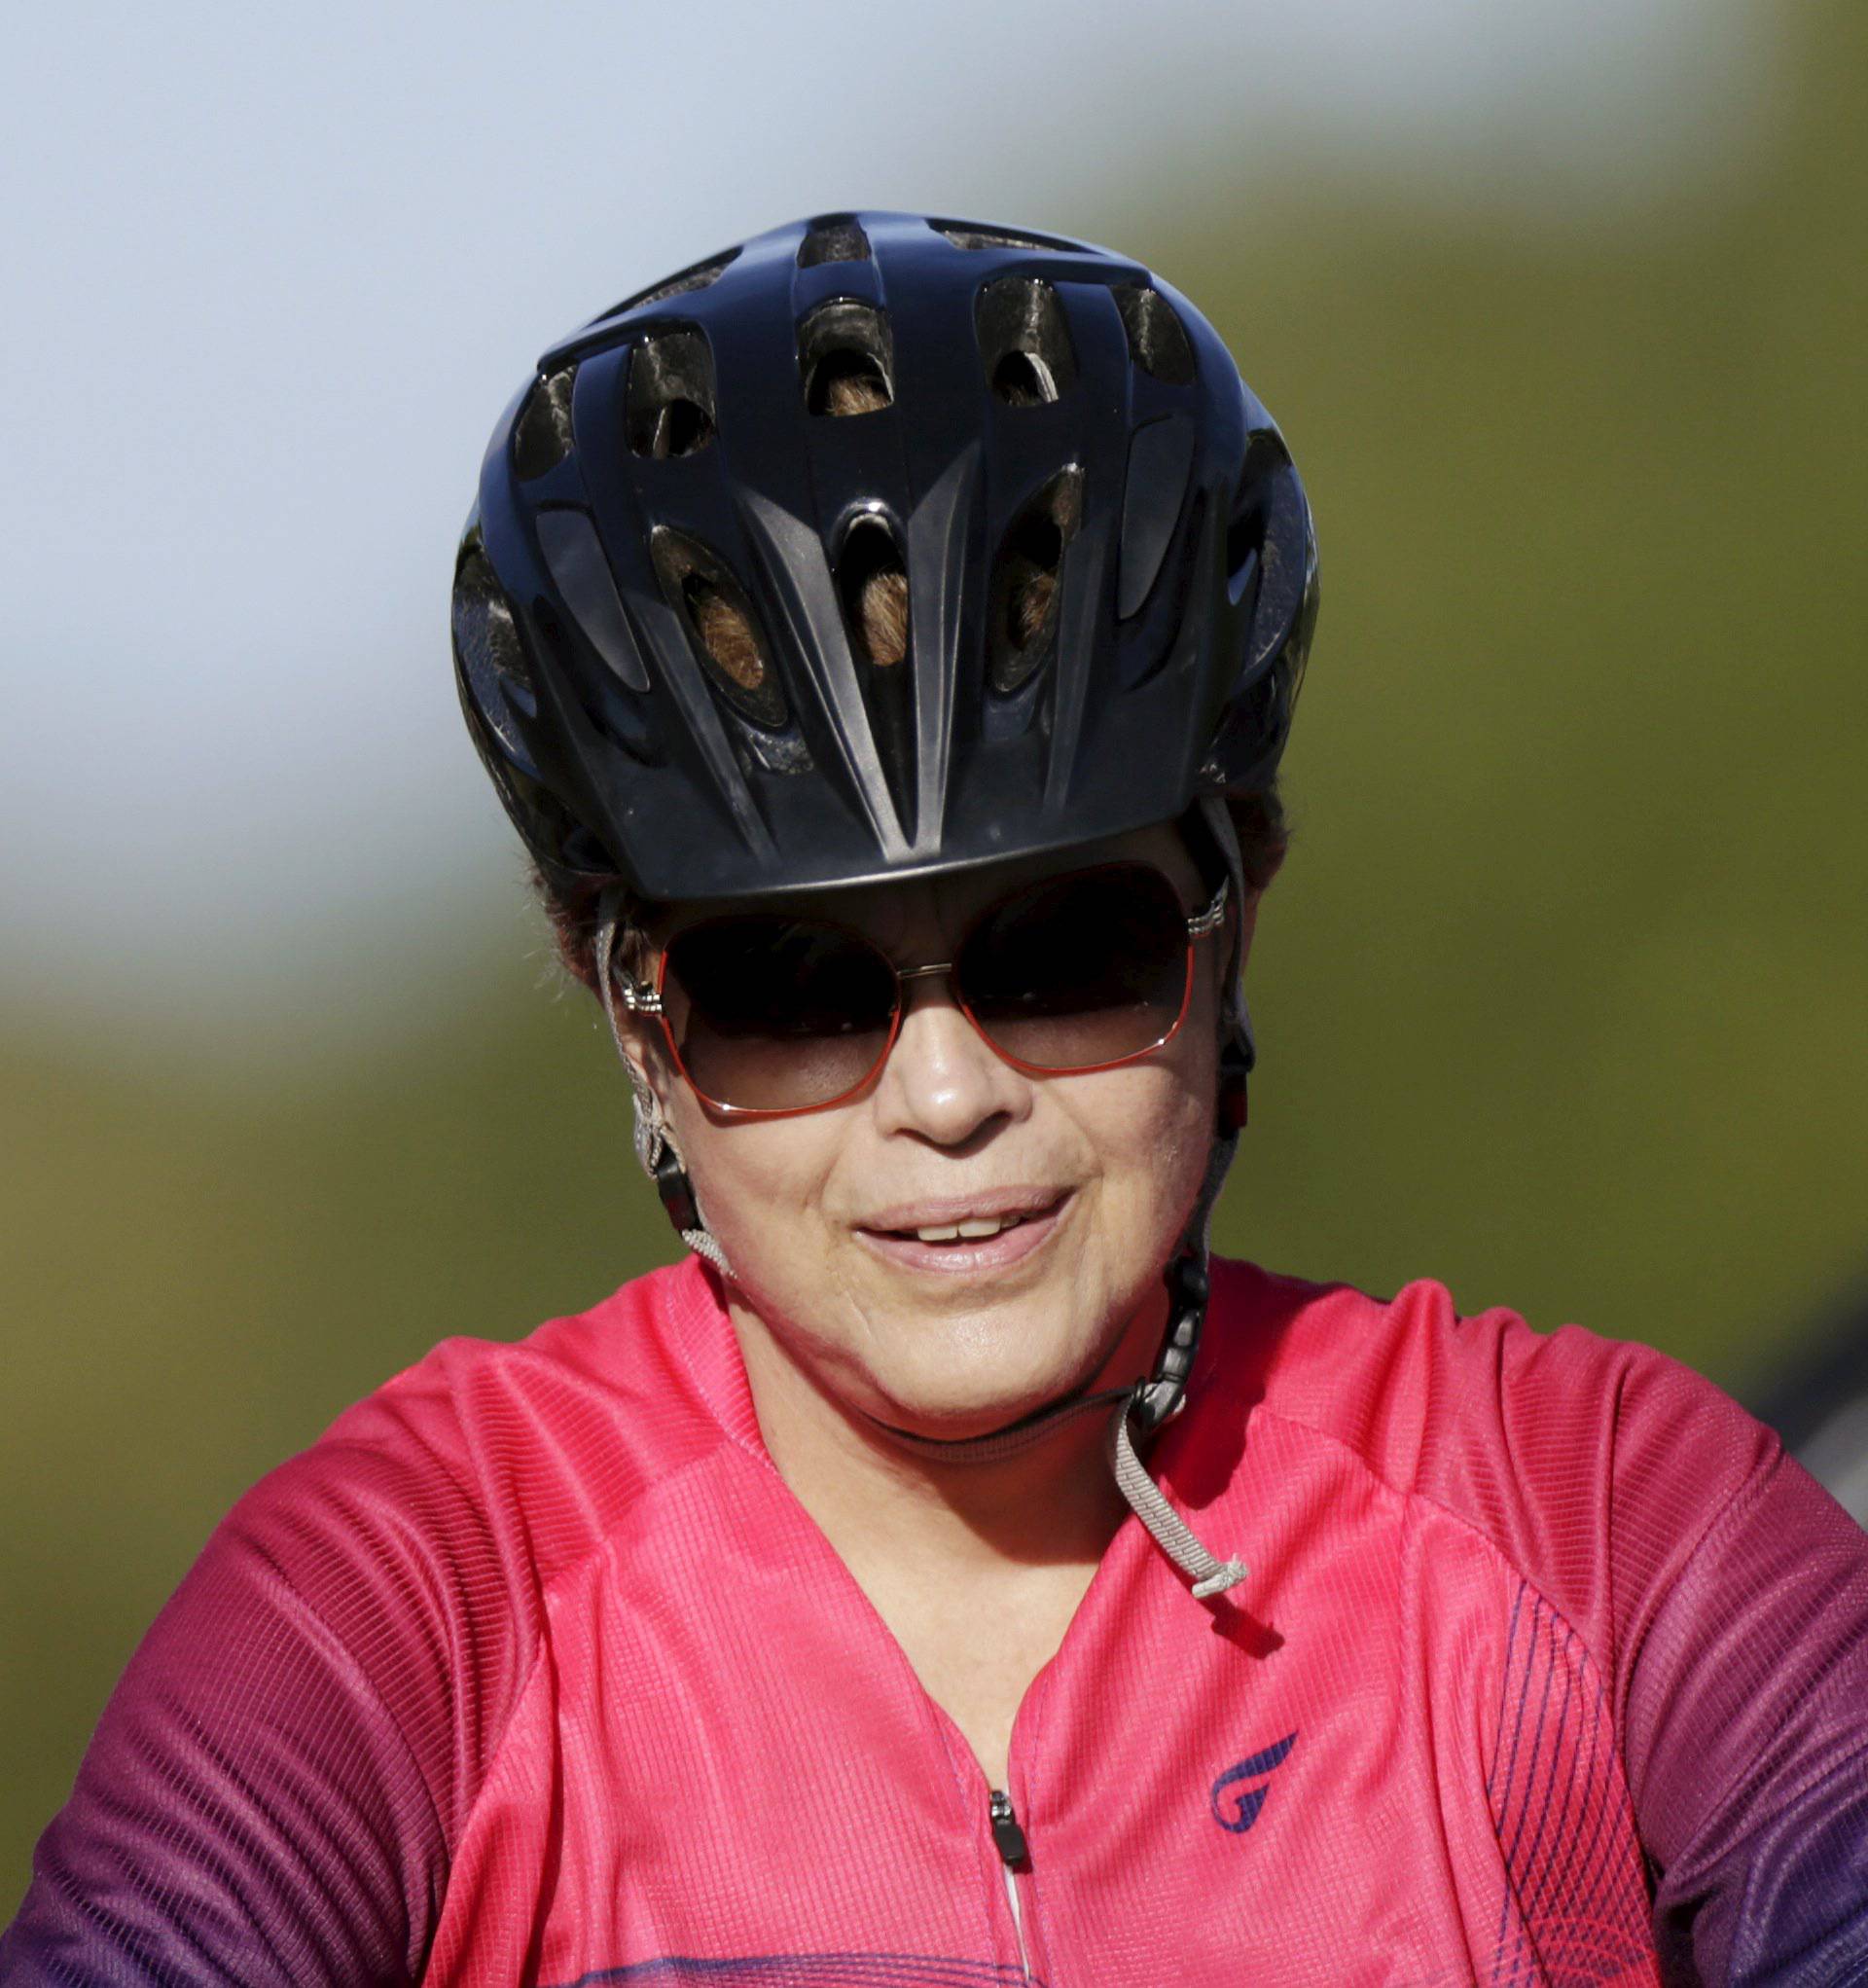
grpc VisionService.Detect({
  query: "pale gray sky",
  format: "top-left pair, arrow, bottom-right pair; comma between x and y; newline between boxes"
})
2,0 -> 1771,1034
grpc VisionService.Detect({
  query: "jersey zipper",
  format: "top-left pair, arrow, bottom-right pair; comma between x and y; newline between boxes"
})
988,1788 -> 1032,1979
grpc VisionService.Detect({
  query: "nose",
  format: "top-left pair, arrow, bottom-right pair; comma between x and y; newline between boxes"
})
870,973 -> 1033,1147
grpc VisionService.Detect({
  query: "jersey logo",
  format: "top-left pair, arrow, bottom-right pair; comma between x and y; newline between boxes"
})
1209,1730 -> 1298,1834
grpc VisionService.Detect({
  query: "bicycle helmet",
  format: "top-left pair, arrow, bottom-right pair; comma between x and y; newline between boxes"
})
452,210 -> 1315,907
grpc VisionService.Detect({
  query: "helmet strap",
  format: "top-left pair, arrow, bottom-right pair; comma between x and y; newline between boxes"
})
593,893 -> 732,1276
1121,794 -> 1256,1434
1130,1043 -> 1246,1441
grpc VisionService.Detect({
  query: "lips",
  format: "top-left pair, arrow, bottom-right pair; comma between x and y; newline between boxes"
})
853,1189 -> 1071,1277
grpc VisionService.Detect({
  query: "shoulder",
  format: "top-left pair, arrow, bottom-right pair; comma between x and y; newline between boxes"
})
208,1255 -> 737,1734
1202,1257 -> 1780,1645
235,1253 -> 735,1596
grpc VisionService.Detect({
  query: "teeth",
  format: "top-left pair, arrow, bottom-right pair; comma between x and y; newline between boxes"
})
912,1214 -> 1022,1243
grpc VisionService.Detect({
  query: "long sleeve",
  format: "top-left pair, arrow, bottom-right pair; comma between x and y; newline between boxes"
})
0,1400 -> 529,1987
1,1506 -> 444,1982
1622,1443 -> 1868,1984
1347,1278 -> 1868,1985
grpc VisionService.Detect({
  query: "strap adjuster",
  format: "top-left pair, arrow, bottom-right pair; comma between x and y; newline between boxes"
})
653,1146 -> 701,1234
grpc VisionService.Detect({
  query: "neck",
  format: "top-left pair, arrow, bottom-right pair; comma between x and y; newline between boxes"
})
726,1288 -> 1166,1580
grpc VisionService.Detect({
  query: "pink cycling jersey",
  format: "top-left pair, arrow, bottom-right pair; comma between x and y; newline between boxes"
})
4,1255 -> 1866,1984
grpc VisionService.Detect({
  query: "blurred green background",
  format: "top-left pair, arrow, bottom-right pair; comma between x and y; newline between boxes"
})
5,0 -> 1864,1917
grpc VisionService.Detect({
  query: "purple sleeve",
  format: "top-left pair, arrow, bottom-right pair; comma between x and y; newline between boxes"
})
0,1520 -> 448,1985
0,1395 -> 530,1988
1625,1444 -> 1868,1984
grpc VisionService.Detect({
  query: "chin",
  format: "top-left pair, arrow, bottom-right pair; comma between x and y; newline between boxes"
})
863,1390 -> 1058,1445
859,1329 -> 1114,1442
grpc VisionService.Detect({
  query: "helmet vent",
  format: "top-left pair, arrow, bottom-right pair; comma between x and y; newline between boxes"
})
626,328 -> 717,459
597,247 -> 740,320
513,366 -> 577,480
993,352 -> 1055,406
975,275 -> 1078,407
1114,283 -> 1196,385
650,528 -> 789,729
800,299 -> 895,416
988,467 -> 1083,694
838,516 -> 909,668
452,542 -> 535,731
1226,427 -> 1296,598
798,215 -> 873,267
931,219 -> 1081,254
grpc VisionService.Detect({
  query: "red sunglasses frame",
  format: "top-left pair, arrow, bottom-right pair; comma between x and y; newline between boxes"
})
613,861 -> 1230,1122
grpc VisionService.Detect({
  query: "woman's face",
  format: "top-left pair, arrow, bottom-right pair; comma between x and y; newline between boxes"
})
633,824 -> 1256,1441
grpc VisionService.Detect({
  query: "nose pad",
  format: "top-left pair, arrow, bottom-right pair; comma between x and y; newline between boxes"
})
872,974 -> 1032,1144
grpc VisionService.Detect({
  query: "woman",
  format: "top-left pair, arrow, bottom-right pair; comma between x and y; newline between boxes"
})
4,212 -> 1864,1986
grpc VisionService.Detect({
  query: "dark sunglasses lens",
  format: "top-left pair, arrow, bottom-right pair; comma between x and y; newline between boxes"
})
957,864 -> 1192,1072
663,918 -> 897,1110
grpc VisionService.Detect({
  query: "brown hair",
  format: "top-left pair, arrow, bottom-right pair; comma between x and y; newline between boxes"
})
831,373 -> 911,663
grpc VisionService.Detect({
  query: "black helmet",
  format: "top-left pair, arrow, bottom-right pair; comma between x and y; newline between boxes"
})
452,211 -> 1317,905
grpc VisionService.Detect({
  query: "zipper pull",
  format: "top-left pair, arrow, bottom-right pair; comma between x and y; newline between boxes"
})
988,1789 -> 1029,1867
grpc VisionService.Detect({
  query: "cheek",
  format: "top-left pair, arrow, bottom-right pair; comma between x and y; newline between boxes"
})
665,1093 -> 844,1282
1084,1030 -> 1216,1216
1109,969 -> 1223,1205
1038,954 -> 1221,1263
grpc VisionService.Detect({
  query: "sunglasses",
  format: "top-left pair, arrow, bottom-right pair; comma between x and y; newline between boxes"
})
612,861 -> 1228,1119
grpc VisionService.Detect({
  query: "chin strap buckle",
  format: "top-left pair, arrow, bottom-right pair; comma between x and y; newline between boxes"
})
653,1145 -> 701,1237
1133,1247 -> 1210,1439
